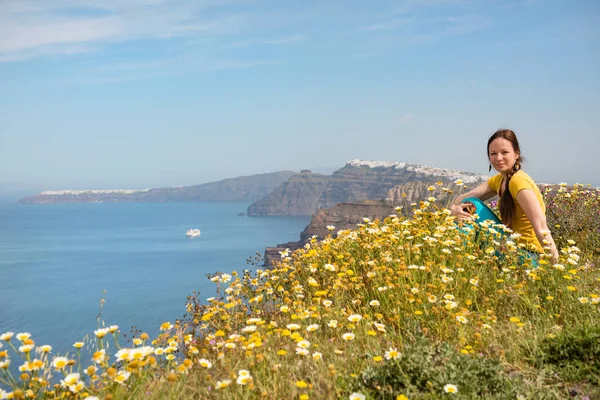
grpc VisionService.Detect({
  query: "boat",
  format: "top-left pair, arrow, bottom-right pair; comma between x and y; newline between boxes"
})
186,228 -> 201,238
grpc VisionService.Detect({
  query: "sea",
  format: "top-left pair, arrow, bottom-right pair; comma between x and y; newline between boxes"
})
0,200 -> 310,354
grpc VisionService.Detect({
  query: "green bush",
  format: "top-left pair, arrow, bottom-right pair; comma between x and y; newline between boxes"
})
535,324 -> 600,385
355,338 -> 557,399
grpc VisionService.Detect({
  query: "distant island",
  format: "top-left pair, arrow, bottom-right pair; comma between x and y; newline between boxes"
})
18,171 -> 295,204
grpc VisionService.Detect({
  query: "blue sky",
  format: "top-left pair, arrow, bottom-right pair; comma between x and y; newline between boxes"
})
1,0 -> 599,195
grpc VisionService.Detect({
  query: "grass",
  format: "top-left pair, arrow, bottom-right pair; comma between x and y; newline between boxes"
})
1,182 -> 599,399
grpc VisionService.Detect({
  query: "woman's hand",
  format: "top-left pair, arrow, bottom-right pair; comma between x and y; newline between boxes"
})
450,204 -> 475,221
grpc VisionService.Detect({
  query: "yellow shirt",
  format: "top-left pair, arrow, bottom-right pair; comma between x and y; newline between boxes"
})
487,170 -> 546,253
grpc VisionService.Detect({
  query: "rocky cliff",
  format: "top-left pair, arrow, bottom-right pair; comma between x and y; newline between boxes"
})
264,200 -> 397,267
19,171 -> 296,204
248,159 -> 487,216
246,171 -> 330,215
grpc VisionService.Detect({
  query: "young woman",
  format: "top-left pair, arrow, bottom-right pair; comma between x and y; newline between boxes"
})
450,129 -> 559,264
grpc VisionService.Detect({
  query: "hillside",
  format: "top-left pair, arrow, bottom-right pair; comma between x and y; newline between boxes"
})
247,159 -> 487,216
18,171 -> 296,204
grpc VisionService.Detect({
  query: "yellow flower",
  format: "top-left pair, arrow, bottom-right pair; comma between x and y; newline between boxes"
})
160,322 -> 173,331
566,286 -> 577,291
73,342 -> 84,349
296,380 -> 308,388
397,395 -> 409,400
373,355 -> 383,362
509,317 -> 521,323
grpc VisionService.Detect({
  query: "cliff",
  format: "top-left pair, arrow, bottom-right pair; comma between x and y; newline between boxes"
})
248,159 -> 487,216
19,171 -> 296,204
246,171 -> 330,216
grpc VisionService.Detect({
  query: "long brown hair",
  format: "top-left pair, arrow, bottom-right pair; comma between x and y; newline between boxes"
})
487,129 -> 524,228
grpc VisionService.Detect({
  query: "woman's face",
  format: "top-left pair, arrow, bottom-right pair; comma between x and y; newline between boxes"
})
488,138 -> 519,174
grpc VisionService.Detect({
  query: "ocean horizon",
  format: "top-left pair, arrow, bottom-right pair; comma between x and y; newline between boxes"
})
0,201 -> 310,354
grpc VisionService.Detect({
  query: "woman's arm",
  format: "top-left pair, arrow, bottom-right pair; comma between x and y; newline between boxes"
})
516,189 -> 560,264
449,182 -> 497,219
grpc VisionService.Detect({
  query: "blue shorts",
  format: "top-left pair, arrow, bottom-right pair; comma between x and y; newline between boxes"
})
459,197 -> 539,268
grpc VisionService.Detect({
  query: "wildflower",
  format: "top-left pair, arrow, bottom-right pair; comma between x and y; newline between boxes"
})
349,392 -> 366,400
73,342 -> 84,349
0,332 -> 14,341
160,322 -> 173,331
297,340 -> 311,349
216,379 -> 232,389
94,328 -> 109,338
306,324 -> 319,332
509,317 -> 521,323
327,225 -> 335,231
323,300 -> 333,307
296,380 -> 308,388
456,316 -> 468,324
108,325 -> 119,333
52,357 -> 69,370
369,300 -> 380,307
38,345 -> 52,353
16,333 -> 31,341
296,348 -> 309,356
312,352 -> 323,361
114,370 -> 131,384
198,358 -> 212,368
384,347 -> 400,360
328,320 -> 338,328
236,370 -> 253,385
428,295 -> 437,303
347,314 -> 362,323
18,344 -> 34,353
61,373 -> 80,388
578,297 -> 589,304
444,384 -> 459,394
342,333 -> 355,341
280,305 -> 290,313
92,349 -> 106,364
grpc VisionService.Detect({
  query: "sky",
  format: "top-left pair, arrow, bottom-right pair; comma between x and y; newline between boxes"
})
0,0 -> 599,196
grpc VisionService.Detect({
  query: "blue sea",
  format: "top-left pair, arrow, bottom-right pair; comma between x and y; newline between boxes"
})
0,200 -> 310,353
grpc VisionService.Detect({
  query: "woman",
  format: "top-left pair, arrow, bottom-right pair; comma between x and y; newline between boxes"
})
450,129 -> 559,264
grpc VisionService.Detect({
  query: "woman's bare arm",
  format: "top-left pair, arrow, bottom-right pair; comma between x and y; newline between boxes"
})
516,189 -> 559,263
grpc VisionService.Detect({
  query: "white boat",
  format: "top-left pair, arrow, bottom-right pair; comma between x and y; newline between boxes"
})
186,228 -> 201,238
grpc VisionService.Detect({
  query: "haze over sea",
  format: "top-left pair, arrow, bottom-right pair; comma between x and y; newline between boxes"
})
0,199 -> 310,353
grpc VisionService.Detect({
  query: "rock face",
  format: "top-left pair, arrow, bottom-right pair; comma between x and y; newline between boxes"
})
246,171 -> 330,216
248,159 -> 487,216
19,171 -> 296,204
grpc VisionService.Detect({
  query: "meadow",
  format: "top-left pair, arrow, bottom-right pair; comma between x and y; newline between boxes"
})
1,182 -> 599,400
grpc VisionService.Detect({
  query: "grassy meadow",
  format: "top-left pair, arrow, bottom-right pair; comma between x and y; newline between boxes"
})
1,182 -> 599,399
